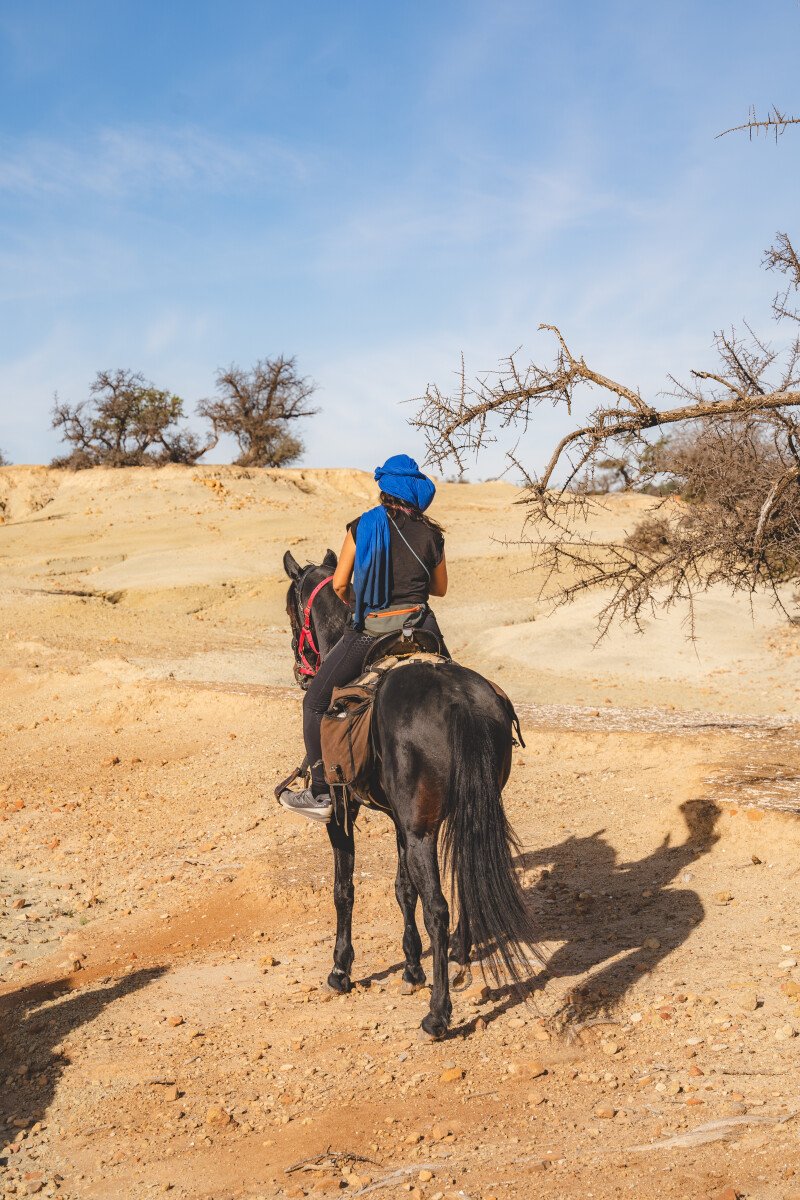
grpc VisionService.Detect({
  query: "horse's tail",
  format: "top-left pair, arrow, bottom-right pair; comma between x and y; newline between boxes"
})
440,705 -> 544,986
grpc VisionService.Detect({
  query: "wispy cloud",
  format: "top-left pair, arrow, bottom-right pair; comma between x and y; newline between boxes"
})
0,124 -> 308,198
315,157 -> 622,278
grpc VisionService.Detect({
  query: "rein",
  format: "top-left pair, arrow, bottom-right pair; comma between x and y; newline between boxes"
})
295,574 -> 334,680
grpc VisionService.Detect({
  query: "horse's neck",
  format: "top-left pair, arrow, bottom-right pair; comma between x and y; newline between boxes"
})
318,594 -> 348,657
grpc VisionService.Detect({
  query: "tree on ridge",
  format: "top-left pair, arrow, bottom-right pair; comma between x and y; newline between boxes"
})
197,356 -> 319,468
51,369 -> 213,469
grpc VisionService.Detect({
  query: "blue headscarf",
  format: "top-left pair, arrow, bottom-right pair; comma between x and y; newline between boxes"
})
352,455 -> 436,628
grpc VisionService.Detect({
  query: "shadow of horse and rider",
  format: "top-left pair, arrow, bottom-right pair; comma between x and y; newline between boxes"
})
511,796 -> 721,1022
358,797 -> 721,1032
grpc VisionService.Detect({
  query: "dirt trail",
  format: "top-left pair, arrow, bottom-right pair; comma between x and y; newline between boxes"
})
1,466 -> 800,1200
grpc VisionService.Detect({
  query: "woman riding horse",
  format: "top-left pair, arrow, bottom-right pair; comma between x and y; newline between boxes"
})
280,453 -> 448,821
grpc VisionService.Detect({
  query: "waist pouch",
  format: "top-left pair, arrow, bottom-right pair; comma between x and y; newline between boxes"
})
363,603 -> 427,637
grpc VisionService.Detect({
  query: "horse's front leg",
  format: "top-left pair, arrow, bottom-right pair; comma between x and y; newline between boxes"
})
405,832 -> 451,1039
394,828 -> 425,988
326,814 -> 356,993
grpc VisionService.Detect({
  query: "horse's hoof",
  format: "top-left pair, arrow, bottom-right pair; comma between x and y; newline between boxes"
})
400,979 -> 422,996
448,962 -> 472,991
327,972 -> 351,994
421,1013 -> 449,1040
402,966 -> 426,988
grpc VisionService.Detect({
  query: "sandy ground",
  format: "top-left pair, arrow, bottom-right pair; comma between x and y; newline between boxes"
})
1,464 -> 799,1200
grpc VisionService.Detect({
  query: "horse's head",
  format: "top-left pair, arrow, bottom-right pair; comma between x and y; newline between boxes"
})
283,548 -> 347,689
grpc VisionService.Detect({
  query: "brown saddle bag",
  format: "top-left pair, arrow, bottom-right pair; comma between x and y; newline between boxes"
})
320,683 -> 377,801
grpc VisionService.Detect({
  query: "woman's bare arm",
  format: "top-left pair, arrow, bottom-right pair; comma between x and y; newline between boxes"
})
429,552 -> 448,597
332,531 -> 356,604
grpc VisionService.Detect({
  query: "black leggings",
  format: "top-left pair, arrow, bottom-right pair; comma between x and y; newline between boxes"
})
302,611 -> 447,795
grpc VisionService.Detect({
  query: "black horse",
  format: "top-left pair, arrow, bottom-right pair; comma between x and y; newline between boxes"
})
283,549 -> 542,1038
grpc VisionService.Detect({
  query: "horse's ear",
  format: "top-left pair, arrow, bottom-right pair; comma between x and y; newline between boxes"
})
283,550 -> 302,580
322,547 -> 338,570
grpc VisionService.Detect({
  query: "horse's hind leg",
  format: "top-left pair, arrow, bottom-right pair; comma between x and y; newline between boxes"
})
405,833 -> 451,1039
395,829 -> 425,987
326,817 -> 355,993
449,912 -> 473,991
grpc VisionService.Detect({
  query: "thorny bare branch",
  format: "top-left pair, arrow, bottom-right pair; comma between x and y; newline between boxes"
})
717,105 -> 800,143
411,236 -> 800,634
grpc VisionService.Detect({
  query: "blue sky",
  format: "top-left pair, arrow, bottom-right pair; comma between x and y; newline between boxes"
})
1,0 -> 798,476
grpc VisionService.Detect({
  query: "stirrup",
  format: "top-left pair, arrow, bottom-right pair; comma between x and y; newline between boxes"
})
273,756 -> 310,803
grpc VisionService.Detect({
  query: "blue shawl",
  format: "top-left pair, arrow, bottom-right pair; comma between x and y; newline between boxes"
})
352,455 -> 436,628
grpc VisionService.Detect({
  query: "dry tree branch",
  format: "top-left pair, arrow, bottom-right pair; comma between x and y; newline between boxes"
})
717,105 -> 800,142
411,236 -> 800,635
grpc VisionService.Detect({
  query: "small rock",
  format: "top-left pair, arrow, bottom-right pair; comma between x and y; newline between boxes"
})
594,1106 -> 616,1119
643,937 -> 661,950
715,1188 -> 741,1200
714,892 -> 733,905
205,1105 -> 231,1127
439,1067 -> 464,1084
418,1170 -> 433,1183
738,990 -> 759,1011
167,1015 -> 184,1027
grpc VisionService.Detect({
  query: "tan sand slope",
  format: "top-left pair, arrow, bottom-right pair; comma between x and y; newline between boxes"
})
2,464 -> 798,711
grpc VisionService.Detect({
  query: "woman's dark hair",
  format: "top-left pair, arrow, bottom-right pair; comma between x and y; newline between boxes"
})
379,491 -> 445,534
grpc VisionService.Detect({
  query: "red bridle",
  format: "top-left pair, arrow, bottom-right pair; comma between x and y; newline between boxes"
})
296,575 -> 334,679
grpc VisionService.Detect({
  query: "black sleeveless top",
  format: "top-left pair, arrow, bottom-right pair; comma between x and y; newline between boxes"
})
347,511 -> 444,608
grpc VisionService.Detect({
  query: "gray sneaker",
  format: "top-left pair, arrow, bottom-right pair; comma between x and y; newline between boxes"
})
279,787 -> 332,822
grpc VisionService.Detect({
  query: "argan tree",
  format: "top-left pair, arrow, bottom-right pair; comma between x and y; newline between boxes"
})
412,235 -> 800,634
52,369 -> 212,469
197,356 -> 318,468
0,448 -> 8,466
